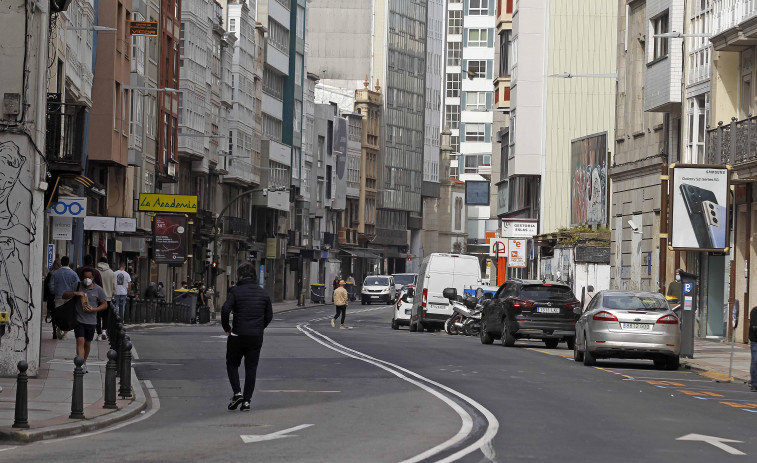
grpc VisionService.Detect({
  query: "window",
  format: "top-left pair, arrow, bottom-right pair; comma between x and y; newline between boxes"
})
446,73 -> 461,98
466,92 -> 486,110
296,5 -> 305,39
470,0 -> 489,15
468,29 -> 488,47
268,20 -> 290,54
467,60 -> 486,79
262,114 -> 282,140
465,123 -> 485,142
499,30 -> 512,77
686,94 -> 709,163
326,165 -> 332,199
448,10 -> 462,35
445,105 -> 460,129
229,18 -> 236,32
447,42 -> 461,67
652,12 -> 669,60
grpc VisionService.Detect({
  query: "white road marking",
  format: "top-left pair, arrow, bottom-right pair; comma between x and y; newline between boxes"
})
297,321 -> 499,463
240,424 -> 314,443
676,433 -> 746,455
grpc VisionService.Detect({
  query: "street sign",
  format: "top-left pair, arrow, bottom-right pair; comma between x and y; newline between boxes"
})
501,219 -> 537,238
507,239 -> 528,268
48,196 -> 87,218
489,238 -> 507,257
128,20 -> 158,36
47,244 -> 55,270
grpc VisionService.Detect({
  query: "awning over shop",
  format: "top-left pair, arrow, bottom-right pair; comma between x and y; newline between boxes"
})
341,248 -> 382,260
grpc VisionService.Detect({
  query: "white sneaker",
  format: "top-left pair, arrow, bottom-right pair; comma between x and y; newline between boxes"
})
331,318 -> 335,327
82,364 -> 88,374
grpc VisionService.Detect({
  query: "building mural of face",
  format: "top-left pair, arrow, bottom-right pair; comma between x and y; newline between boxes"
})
0,141 -> 37,355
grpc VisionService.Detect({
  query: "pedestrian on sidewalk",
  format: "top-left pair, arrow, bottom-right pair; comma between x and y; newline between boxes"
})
96,257 -> 116,341
50,256 -> 80,340
332,280 -> 349,329
750,305 -> 757,392
44,259 -> 61,339
63,269 -> 108,373
75,254 -> 103,287
113,263 -> 131,319
222,263 -> 273,412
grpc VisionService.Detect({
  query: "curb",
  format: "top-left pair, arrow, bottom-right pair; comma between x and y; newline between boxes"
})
0,367 -> 147,443
681,361 -> 750,384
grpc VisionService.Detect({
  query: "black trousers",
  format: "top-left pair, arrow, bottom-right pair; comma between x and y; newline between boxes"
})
226,334 -> 264,402
96,309 -> 109,335
333,305 -> 347,324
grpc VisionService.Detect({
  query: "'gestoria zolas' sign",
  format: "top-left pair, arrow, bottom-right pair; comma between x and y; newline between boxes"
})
138,194 -> 198,213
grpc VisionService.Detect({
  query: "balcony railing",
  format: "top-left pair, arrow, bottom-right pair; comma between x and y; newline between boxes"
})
46,94 -> 85,172
712,0 -> 757,36
706,116 -> 757,166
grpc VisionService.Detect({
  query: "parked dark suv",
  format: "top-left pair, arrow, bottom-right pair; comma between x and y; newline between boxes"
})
480,280 -> 581,349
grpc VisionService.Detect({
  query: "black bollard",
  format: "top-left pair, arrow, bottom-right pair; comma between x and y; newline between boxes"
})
12,360 -> 30,429
119,341 -> 133,399
70,356 -> 85,419
116,326 -> 125,377
103,350 -> 118,409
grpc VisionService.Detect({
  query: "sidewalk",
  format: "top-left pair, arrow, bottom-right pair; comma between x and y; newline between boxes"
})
0,326 -> 146,442
684,338 -> 753,384
272,298 -> 328,314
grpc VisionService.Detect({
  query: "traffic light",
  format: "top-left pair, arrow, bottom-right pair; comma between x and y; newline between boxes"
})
205,248 -> 211,259
211,260 -> 218,270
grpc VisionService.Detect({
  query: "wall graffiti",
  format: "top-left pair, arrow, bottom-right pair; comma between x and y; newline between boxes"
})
0,141 -> 37,353
570,132 -> 608,227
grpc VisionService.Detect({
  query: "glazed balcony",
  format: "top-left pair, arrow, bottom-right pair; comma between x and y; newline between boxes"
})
711,0 -> 757,51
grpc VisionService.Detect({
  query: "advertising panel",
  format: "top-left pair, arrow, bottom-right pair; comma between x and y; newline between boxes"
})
570,132 -> 608,226
507,239 -> 528,268
139,194 -> 198,213
465,180 -> 490,206
671,165 -> 730,251
153,215 -> 187,264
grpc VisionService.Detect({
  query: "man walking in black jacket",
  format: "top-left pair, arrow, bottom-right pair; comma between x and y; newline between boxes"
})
750,306 -> 757,392
222,263 -> 273,411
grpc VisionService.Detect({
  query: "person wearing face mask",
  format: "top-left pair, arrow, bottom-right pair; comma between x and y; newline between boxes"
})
667,270 -> 682,303
63,269 -> 108,373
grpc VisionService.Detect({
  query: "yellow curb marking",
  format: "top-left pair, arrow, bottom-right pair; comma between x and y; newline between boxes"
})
720,402 -> 757,409
646,380 -> 685,387
697,371 -> 732,382
677,389 -> 724,398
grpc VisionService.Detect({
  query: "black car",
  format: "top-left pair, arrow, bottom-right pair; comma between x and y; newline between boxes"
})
480,279 -> 581,349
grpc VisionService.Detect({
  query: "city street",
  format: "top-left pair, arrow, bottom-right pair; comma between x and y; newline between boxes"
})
1,303 -> 756,462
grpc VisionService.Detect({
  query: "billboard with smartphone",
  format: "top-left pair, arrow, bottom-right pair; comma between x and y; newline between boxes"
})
671,165 -> 730,251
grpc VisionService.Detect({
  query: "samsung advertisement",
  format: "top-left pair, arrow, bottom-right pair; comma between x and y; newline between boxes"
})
671,165 -> 730,251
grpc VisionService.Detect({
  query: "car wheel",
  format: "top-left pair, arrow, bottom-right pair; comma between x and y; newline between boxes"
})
565,337 -> 576,351
480,320 -> 494,345
544,339 -> 559,349
391,319 -> 399,330
666,356 -> 680,370
653,357 -> 667,369
582,337 -> 596,366
501,318 -> 516,347
573,338 -> 584,362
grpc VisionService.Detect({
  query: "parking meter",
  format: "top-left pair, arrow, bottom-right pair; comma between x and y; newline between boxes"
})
677,269 -> 698,358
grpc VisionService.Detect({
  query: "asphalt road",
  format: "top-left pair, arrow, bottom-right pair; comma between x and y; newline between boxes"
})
2,302 -> 756,462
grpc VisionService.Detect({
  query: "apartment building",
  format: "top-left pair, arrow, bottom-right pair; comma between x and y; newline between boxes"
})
493,0 -> 512,219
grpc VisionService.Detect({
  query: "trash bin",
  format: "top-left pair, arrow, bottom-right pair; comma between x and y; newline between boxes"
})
197,305 -> 210,324
345,282 -> 355,301
173,289 -> 198,323
310,284 -> 326,304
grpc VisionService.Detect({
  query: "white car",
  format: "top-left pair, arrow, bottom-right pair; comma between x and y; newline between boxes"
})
392,286 -> 415,330
361,275 -> 396,305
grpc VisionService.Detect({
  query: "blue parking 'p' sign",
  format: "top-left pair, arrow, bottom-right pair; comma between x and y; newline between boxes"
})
684,282 -> 694,294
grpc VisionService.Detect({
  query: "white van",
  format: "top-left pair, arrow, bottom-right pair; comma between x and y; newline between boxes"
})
410,253 -> 482,332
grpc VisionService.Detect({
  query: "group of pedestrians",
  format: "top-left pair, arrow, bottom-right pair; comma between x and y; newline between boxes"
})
44,255 -> 129,373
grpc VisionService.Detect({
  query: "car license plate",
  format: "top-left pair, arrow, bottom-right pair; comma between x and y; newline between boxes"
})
536,307 -> 560,314
371,296 -> 379,299
429,303 -> 446,310
621,323 -> 653,331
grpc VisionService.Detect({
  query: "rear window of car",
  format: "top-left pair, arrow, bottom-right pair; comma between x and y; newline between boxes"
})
393,274 -> 415,285
519,285 -> 574,301
602,294 -> 668,310
365,277 -> 390,286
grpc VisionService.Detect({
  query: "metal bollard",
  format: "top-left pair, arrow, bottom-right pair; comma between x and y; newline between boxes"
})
116,326 -> 125,377
119,341 -> 133,399
70,356 -> 85,419
103,350 -> 118,409
12,361 -> 29,429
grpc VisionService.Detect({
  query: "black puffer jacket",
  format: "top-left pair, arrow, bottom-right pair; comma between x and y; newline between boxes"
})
221,278 -> 273,336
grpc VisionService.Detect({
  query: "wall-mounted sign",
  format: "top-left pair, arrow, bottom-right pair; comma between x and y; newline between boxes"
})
501,219 -> 538,238
116,217 -> 137,232
128,20 -> 158,36
489,238 -> 508,257
507,239 -> 528,268
465,181 -> 490,206
670,164 -> 730,251
153,215 -> 187,264
48,196 -> 87,218
266,238 -> 277,259
52,217 -> 73,240
47,244 -> 55,270
84,216 -> 116,231
139,193 -> 198,213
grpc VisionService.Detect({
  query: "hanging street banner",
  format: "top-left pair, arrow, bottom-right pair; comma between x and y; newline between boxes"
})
153,215 -> 188,264
128,20 -> 159,36
139,193 -> 198,213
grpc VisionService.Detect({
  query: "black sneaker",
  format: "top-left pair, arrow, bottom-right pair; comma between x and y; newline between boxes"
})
228,394 -> 243,410
750,386 -> 757,392
240,401 -> 251,411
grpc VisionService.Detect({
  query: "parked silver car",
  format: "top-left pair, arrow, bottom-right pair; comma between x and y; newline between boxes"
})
573,291 -> 681,370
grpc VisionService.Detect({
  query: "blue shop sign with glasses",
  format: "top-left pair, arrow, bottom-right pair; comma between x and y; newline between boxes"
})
48,197 -> 87,218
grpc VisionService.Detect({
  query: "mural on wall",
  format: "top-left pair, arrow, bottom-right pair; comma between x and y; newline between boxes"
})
0,141 -> 37,353
570,132 -> 608,226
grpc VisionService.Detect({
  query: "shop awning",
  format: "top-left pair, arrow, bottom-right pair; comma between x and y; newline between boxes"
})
341,248 -> 382,260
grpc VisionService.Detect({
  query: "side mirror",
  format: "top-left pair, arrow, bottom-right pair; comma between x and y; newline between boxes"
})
573,307 -> 582,315
484,293 -> 493,300
442,287 -> 457,300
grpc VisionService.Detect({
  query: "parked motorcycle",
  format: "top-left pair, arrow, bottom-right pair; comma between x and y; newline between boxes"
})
443,287 -> 487,336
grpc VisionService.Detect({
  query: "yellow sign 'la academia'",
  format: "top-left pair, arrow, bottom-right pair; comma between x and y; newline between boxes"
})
138,194 -> 198,213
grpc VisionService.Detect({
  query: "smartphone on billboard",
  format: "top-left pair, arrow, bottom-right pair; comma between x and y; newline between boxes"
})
702,200 -> 727,249
679,183 -> 719,248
